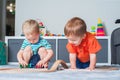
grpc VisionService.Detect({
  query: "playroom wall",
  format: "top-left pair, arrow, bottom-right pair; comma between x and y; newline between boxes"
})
15,0 -> 120,36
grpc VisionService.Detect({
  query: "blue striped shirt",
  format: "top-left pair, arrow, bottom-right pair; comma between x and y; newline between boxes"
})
21,36 -> 51,54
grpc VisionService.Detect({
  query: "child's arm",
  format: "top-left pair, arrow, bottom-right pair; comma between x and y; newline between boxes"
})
37,49 -> 54,67
69,53 -> 77,69
42,49 -> 54,63
17,50 -> 28,66
88,53 -> 96,70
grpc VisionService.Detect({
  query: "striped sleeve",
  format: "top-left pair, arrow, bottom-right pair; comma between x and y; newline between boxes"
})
40,39 -> 52,49
21,39 -> 29,50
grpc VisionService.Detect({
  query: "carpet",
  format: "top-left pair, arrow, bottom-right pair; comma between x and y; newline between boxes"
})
0,66 -> 119,73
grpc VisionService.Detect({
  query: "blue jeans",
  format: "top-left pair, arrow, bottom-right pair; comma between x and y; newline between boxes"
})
76,58 -> 90,69
29,54 -> 40,68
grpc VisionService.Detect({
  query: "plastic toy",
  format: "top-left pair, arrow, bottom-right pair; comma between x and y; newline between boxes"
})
19,64 -> 31,68
36,19 -> 46,36
96,18 -> 106,36
90,26 -> 96,36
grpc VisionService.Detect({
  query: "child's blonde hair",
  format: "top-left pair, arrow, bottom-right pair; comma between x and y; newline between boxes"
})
64,17 -> 87,37
22,19 -> 39,35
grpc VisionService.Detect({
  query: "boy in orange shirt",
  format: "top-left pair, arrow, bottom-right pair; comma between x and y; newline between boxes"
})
64,17 -> 101,71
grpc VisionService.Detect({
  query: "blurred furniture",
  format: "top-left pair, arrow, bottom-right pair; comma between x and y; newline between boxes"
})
111,28 -> 120,64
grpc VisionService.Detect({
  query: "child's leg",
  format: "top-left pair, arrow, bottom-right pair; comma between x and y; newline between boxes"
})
38,47 -> 48,68
23,46 -> 33,64
81,61 -> 90,69
29,54 -> 40,68
76,58 -> 83,69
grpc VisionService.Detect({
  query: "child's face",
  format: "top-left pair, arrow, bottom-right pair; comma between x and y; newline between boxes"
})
25,33 -> 39,44
66,35 -> 84,46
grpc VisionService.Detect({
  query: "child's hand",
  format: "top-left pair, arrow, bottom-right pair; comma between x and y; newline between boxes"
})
19,60 -> 28,67
86,66 -> 95,71
36,60 -> 45,68
70,66 -> 77,69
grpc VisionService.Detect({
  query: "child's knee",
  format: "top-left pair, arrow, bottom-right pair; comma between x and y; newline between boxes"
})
38,47 -> 47,53
38,47 -> 47,57
24,46 -> 31,51
24,46 -> 32,55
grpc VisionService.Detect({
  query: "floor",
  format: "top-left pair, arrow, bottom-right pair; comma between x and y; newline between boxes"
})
0,64 -> 120,80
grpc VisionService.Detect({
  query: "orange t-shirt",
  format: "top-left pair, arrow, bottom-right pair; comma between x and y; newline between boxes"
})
66,32 -> 101,63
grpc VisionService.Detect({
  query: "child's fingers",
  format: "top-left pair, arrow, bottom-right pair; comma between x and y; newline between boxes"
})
36,62 -> 43,68
43,63 -> 48,68
19,61 -> 28,67
86,67 -> 94,71
36,61 -> 47,68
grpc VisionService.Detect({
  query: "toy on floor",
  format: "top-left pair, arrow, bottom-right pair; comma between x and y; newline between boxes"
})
0,60 -> 69,73
0,60 -> 119,73
20,64 -> 31,68
19,64 -> 44,68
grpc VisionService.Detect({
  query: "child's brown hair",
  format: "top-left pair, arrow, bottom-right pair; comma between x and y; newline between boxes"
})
64,17 -> 87,37
22,19 -> 39,35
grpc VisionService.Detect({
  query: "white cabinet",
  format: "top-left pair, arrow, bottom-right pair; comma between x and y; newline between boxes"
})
5,36 -> 111,65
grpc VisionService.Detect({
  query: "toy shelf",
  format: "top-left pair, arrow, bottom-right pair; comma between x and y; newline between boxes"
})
5,36 -> 111,65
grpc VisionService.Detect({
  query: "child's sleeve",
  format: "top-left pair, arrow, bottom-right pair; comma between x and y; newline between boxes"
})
41,39 -> 52,49
88,37 -> 102,53
21,39 -> 29,50
66,43 -> 77,54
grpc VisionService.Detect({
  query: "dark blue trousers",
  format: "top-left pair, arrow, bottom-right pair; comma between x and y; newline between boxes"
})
29,54 -> 40,68
76,58 -> 90,69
